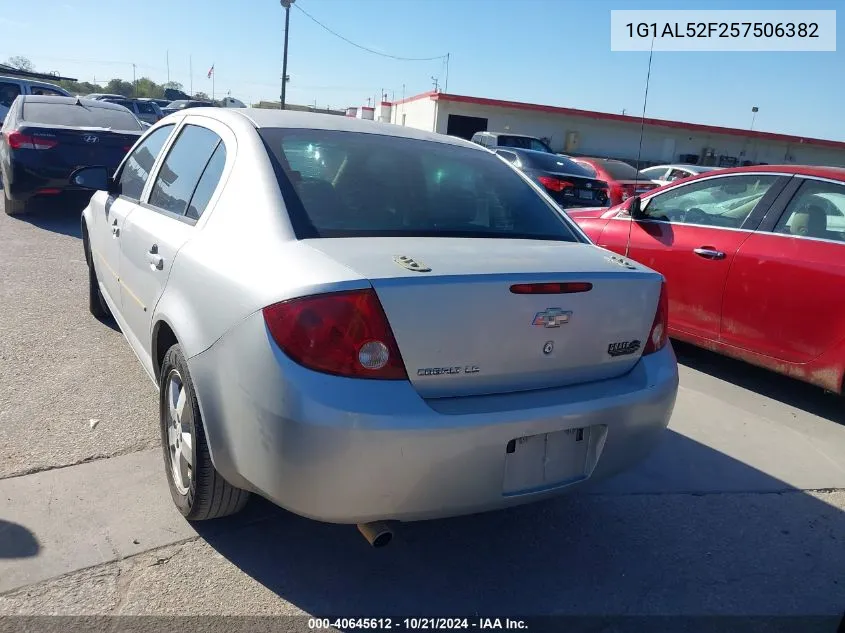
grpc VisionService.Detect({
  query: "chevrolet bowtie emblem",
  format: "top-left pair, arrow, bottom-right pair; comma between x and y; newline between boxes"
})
532,308 -> 572,328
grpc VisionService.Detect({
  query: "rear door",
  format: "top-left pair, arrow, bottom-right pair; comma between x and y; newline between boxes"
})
118,121 -> 229,374
721,176 -> 845,363
90,123 -> 176,310
597,173 -> 785,341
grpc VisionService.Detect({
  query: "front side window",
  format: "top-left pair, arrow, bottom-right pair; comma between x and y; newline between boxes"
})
642,174 -> 778,228
148,125 -> 222,217
772,180 -> 845,242
116,124 -> 175,200
260,129 -> 583,242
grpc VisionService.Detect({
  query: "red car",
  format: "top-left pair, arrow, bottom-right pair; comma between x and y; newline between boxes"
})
570,156 -> 659,206
568,164 -> 845,393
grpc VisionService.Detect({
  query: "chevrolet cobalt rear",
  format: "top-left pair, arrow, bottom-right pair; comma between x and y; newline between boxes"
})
75,109 -> 678,535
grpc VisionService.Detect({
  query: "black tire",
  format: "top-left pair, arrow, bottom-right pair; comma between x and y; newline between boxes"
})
82,228 -> 111,319
159,344 -> 249,521
3,190 -> 27,216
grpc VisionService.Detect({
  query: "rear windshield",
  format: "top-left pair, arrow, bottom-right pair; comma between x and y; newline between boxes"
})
22,102 -> 142,130
520,152 -> 594,176
595,159 -> 641,180
497,135 -> 552,153
574,160 -> 597,177
260,129 -> 583,242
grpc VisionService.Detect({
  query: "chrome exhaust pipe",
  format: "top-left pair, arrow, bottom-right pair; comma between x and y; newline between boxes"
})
357,521 -> 393,548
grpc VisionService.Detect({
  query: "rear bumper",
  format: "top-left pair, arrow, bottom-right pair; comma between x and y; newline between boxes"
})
3,154 -> 109,200
188,310 -> 679,524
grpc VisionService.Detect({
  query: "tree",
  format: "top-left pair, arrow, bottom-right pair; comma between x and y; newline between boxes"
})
193,91 -> 210,101
135,77 -> 164,99
162,81 -> 183,92
5,56 -> 34,72
105,78 -> 134,97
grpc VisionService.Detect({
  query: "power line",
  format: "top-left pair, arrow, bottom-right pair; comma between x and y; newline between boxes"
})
293,2 -> 447,62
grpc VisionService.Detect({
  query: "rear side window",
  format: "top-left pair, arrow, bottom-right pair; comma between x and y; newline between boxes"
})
0,82 -> 22,108
29,86 -> 65,97
148,125 -> 222,217
597,160 -> 639,180
116,124 -> 175,200
22,102 -> 142,131
185,142 -> 227,220
773,180 -> 845,242
260,128 -> 583,242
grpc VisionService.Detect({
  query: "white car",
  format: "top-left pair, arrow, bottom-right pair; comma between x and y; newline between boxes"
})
71,109 -> 678,545
639,164 -> 722,187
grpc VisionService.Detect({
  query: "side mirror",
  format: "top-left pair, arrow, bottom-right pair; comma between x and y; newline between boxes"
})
628,196 -> 645,220
70,166 -> 111,192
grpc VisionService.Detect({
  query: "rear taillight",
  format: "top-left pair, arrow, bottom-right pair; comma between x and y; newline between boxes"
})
5,130 -> 58,150
642,281 -> 668,355
262,289 -> 407,380
537,176 -> 573,192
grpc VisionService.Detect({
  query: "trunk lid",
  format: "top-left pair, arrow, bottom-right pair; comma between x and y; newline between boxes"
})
304,237 -> 663,398
16,124 -> 140,172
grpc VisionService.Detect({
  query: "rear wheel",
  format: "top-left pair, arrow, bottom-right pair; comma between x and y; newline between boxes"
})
3,190 -> 26,216
159,344 -> 249,520
83,228 -> 111,319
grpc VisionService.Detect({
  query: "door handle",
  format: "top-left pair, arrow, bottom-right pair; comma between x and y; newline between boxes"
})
693,247 -> 726,260
146,246 -> 164,270
111,224 -> 119,238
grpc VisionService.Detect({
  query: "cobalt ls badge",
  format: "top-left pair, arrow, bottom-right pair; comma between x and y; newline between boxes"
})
607,340 -> 641,357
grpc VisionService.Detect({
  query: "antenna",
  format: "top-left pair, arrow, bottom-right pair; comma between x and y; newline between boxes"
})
625,35 -> 655,259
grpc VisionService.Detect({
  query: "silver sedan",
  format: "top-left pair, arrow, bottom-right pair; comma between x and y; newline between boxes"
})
73,109 -> 678,539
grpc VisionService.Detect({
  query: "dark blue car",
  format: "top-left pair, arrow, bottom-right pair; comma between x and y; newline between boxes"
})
1,95 -> 143,215
494,147 -> 609,208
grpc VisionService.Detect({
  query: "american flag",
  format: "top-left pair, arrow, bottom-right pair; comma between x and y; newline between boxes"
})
207,65 -> 214,79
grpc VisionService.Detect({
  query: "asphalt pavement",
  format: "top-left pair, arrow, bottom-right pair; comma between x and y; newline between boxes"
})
0,198 -> 844,627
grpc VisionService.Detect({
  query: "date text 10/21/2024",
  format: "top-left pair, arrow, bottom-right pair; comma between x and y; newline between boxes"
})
308,618 -> 529,630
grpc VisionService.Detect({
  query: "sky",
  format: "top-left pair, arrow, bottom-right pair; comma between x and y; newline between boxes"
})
1,0 -> 843,141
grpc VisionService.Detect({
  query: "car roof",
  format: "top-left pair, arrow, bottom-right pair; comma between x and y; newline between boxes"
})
186,107 -> 485,150
20,95 -> 132,111
0,75 -> 64,89
647,164 -> 719,171
485,131 -> 541,139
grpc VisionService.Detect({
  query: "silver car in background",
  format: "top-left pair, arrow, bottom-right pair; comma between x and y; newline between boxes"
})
73,109 -> 678,540
640,164 -> 722,187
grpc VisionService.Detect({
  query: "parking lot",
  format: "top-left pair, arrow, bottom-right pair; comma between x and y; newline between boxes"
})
0,198 -> 844,621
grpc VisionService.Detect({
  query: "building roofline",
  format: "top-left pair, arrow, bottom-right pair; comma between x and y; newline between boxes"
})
395,91 -> 845,151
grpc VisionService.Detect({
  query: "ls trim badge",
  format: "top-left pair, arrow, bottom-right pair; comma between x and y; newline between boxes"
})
607,340 -> 641,357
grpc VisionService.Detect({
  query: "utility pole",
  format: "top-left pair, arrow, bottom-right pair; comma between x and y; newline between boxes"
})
280,0 -> 295,109
444,52 -> 450,93
132,63 -> 137,96
431,76 -> 439,92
